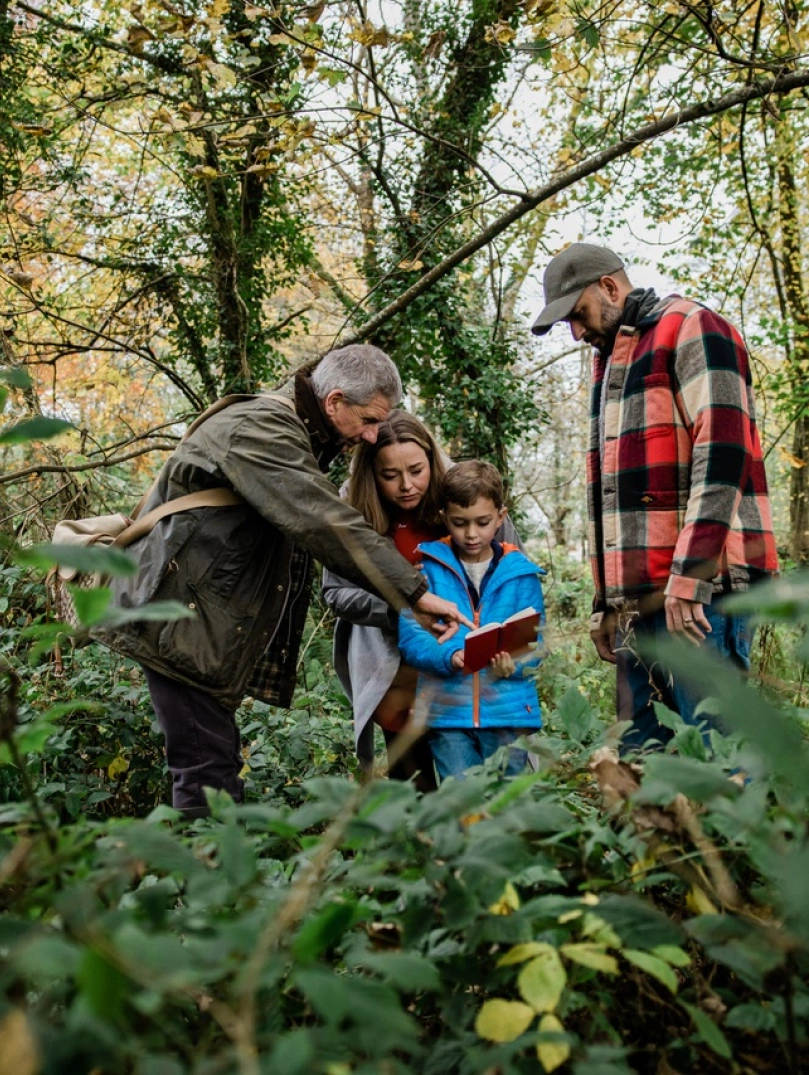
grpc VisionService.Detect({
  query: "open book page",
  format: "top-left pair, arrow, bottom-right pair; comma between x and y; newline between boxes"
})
462,607 -> 539,674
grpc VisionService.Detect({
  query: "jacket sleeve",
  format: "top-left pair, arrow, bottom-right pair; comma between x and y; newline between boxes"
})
666,307 -> 754,605
214,400 -> 426,612
322,567 -> 392,628
398,609 -> 464,676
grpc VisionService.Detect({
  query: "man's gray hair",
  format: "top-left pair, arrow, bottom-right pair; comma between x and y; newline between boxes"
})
311,344 -> 402,405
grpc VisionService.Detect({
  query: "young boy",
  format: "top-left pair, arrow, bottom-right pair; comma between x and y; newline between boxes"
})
398,461 -> 545,781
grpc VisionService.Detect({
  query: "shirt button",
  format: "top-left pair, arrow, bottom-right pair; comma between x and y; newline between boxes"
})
277,585 -> 284,591
188,602 -> 196,609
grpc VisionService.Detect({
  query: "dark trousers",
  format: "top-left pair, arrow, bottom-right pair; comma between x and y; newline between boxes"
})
616,605 -> 752,754
143,667 -> 244,813
382,728 -> 438,793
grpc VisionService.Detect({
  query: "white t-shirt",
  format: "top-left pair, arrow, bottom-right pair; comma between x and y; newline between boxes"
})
463,557 -> 492,591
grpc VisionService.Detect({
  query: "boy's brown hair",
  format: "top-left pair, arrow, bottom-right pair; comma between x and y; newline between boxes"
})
440,460 -> 504,511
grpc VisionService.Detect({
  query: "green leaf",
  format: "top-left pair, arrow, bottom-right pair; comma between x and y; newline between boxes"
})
0,367 -> 33,389
317,66 -> 348,86
555,686 -> 595,743
17,542 -> 137,577
219,821 -> 257,889
596,895 -> 685,947
651,945 -> 691,967
518,949 -> 567,1012
634,754 -> 740,805
475,998 -> 536,1042
267,1030 -> 315,1075
497,942 -> 550,966
77,948 -> 130,1021
725,1002 -> 776,1032
560,943 -> 619,974
623,949 -> 678,993
0,717 -> 56,764
0,416 -> 74,444
292,901 -> 357,963
536,1012 -> 571,1072
98,601 -> 197,628
69,585 -> 113,626
358,952 -> 441,992
681,1000 -> 732,1059
721,571 -> 809,620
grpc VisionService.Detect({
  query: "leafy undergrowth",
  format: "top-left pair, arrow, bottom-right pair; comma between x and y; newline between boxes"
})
1,572 -> 809,1074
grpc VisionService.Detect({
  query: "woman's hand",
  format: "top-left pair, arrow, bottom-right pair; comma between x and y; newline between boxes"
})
412,592 -> 474,640
489,651 -> 515,678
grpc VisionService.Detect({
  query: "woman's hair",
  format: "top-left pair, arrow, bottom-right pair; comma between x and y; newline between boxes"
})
348,410 -> 447,535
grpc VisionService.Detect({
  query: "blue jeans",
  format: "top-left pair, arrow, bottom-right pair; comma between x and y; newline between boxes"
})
616,604 -> 752,754
428,727 -> 530,782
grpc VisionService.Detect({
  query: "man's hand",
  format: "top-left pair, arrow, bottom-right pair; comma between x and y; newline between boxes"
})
490,651 -> 515,678
412,592 -> 474,641
590,608 -> 618,664
664,595 -> 711,644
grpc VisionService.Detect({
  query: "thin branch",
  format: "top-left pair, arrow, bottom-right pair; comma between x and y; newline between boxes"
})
336,68 -> 809,346
0,445 -> 175,487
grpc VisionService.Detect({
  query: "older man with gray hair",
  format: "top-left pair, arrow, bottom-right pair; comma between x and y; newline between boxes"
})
101,344 -> 470,815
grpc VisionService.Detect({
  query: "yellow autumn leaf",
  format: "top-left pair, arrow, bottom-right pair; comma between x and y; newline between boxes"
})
580,892 -> 599,906
396,258 -> 424,271
485,21 -> 517,45
475,998 -> 536,1043
778,446 -> 807,468
107,755 -> 129,779
518,950 -> 567,1012
581,913 -> 620,948
560,943 -> 619,974
557,909 -> 582,924
0,1009 -> 39,1075
497,942 -> 550,967
537,1013 -> 570,1073
686,886 -> 717,915
488,882 -> 520,915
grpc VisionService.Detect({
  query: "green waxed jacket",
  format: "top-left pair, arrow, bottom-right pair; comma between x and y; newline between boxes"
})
98,376 -> 426,709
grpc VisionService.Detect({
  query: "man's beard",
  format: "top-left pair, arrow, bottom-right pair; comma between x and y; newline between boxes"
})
591,298 -> 623,354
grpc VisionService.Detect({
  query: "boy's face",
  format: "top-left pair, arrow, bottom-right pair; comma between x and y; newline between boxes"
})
442,496 -> 507,563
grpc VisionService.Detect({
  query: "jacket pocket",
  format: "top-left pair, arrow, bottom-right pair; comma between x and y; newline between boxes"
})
156,584 -> 254,690
641,373 -> 675,437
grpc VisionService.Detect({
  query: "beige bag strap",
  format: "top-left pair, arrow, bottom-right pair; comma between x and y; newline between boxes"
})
120,391 -> 297,545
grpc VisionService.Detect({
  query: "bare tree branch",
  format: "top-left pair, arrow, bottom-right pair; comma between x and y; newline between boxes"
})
336,68 -> 809,347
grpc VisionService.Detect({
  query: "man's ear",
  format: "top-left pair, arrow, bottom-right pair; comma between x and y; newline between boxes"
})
322,389 -> 344,420
600,274 -> 622,302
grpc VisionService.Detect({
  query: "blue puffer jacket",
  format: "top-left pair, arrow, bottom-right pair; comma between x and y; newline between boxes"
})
398,539 -> 545,730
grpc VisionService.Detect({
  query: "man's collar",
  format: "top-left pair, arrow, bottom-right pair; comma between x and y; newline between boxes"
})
294,373 -> 343,470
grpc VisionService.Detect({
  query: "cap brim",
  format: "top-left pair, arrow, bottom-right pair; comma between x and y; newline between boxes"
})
530,289 -> 582,336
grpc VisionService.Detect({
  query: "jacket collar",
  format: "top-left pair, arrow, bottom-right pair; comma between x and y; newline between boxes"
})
293,373 -> 343,471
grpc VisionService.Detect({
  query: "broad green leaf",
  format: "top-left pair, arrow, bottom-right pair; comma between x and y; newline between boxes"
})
596,895 -> 684,947
681,1000 -> 732,1059
474,998 -> 535,1042
725,1002 -> 776,1032
41,700 -> 105,719
98,601 -> 197,628
651,945 -> 691,967
0,717 -> 55,764
518,950 -> 567,1012
69,585 -> 113,626
721,571 -> 809,620
634,754 -> 739,805
0,416 -> 74,444
18,542 -> 136,577
0,367 -> 33,389
581,913 -> 621,948
292,902 -> 356,963
560,943 -> 618,974
536,1012 -> 570,1073
358,952 -> 441,992
497,942 -> 550,967
77,948 -> 130,1020
623,949 -> 678,993
555,685 -> 595,742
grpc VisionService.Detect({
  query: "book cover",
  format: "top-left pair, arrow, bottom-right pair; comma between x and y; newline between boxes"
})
462,607 -> 539,674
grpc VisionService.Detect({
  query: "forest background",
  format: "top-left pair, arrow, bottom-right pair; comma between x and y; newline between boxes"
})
2,1 -> 809,1073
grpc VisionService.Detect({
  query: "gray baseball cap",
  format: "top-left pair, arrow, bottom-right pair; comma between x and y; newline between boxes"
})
531,243 -> 625,336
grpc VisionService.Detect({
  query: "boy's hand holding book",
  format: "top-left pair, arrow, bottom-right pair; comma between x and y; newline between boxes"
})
462,607 -> 540,674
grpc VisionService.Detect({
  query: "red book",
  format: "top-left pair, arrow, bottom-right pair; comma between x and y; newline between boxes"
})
462,607 -> 540,674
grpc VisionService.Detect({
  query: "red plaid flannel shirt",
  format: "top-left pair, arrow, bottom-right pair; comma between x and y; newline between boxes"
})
587,297 -> 778,614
